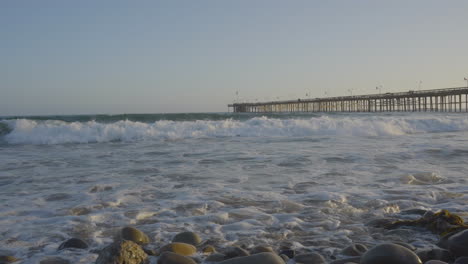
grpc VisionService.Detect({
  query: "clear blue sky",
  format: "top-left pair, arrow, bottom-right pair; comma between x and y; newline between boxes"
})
1,0 -> 468,115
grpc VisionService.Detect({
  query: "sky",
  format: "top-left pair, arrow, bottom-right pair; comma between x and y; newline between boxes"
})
1,0 -> 468,115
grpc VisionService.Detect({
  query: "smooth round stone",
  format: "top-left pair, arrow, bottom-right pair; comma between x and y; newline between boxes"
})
202,245 -> 216,255
205,253 -> 226,262
279,254 -> 289,262
341,243 -> 368,256
361,243 -> 422,264
0,256 -> 19,263
330,257 -> 361,264
279,249 -> 295,259
223,246 -> 250,259
157,252 -> 196,264
425,261 -> 449,264
250,245 -> 274,254
455,257 -> 468,264
159,243 -> 197,256
417,248 -> 453,263
39,257 -> 71,264
58,238 -> 88,250
294,252 -> 326,264
448,230 -> 468,257
437,231 -> 459,249
120,226 -> 150,245
393,242 -> 417,251
172,232 -> 202,246
218,252 -> 285,264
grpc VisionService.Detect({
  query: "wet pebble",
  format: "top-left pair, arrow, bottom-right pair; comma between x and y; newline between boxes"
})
159,243 -> 197,256
294,252 -> 326,264
330,256 -> 361,264
157,252 -> 197,264
455,257 -> 468,264
0,256 -> 19,264
448,230 -> 468,257
172,232 -> 202,246
223,246 -> 250,259
417,248 -> 453,263
218,252 -> 285,264
95,240 -> 148,264
39,256 -> 70,264
120,226 -> 150,245
341,243 -> 368,256
360,243 -> 422,264
58,238 -> 88,250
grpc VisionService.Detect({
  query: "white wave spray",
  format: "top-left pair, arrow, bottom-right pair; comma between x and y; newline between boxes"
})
2,114 -> 468,144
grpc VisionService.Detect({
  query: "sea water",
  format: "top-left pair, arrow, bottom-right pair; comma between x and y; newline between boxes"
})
1,112 -> 467,263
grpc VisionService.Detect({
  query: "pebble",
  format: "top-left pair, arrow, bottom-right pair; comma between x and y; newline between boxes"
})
120,226 -> 150,245
205,253 -> 226,262
0,256 -> 19,264
39,257 -> 70,264
202,245 -> 216,255
159,243 -> 197,256
341,243 -> 368,256
58,238 -> 89,250
95,240 -> 148,264
455,257 -> 468,264
218,252 -> 285,264
279,249 -> 295,259
330,257 -> 361,264
425,261 -> 448,264
294,252 -> 326,264
157,252 -> 197,264
448,229 -> 468,257
223,246 -> 250,259
172,232 -> 202,246
360,243 -> 422,264
250,245 -> 274,254
417,248 -> 453,263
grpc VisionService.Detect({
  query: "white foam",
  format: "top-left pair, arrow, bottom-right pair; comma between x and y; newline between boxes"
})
3,114 -> 468,144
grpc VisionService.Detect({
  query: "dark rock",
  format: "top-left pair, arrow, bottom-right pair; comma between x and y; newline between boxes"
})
401,209 -> 430,215
360,243 -> 422,264
279,254 -> 289,262
294,252 -> 326,264
341,243 -> 368,256
157,252 -> 196,264
448,229 -> 468,257
143,247 -> 157,256
172,232 -> 202,246
120,226 -> 150,245
437,231 -> 460,249
455,257 -> 468,264
250,245 -> 274,254
393,242 -> 417,251
279,249 -> 295,259
58,238 -> 88,250
0,256 -> 19,264
39,257 -> 70,264
205,253 -> 226,262
425,261 -> 448,264
223,246 -> 250,259
218,252 -> 285,264
330,257 -> 361,264
95,240 -> 148,264
416,248 -> 453,263
159,243 -> 197,256
202,245 -> 216,255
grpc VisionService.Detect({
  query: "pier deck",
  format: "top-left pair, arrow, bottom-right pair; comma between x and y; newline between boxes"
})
228,87 -> 468,113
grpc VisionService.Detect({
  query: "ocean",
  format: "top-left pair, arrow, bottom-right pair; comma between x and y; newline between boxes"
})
1,112 -> 468,263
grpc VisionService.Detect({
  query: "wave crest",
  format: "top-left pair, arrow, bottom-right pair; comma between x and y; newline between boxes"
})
2,115 -> 468,144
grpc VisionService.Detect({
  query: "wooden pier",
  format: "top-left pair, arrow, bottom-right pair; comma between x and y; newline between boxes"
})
228,87 -> 468,113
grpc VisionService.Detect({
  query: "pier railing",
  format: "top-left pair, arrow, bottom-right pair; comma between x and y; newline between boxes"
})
228,87 -> 468,113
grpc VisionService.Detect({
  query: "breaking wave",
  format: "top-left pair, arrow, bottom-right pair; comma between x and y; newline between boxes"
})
2,114 -> 468,144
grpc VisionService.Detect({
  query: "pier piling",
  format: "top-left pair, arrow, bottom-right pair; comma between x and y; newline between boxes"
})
228,87 -> 468,113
